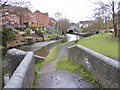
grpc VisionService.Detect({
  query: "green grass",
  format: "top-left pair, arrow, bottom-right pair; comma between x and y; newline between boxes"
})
75,33 -> 118,60
56,55 -> 102,87
0,45 -> 3,49
35,46 -> 59,70
33,46 -> 59,87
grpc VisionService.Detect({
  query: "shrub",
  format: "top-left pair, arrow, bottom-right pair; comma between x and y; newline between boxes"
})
35,30 -> 43,36
25,28 -> 31,36
2,27 -> 16,46
13,29 -> 19,34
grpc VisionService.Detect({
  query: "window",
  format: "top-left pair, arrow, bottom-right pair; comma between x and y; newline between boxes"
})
5,12 -> 9,16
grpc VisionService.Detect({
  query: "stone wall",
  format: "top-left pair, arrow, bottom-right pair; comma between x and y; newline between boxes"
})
3,40 -> 63,88
3,52 -> 34,88
35,40 -> 62,58
68,45 -> 120,88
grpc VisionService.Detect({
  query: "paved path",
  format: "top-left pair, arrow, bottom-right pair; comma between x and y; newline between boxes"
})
37,42 -> 95,88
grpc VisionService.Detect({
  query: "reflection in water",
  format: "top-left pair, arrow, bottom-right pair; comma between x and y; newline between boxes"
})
17,41 -> 56,52
35,46 -> 48,57
66,34 -> 81,42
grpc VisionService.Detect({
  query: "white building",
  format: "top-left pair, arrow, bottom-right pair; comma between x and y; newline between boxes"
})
79,21 -> 93,28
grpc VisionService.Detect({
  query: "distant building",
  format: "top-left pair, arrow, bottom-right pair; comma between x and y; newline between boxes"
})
1,4 -> 20,27
32,10 -> 50,29
12,6 -> 33,28
48,18 -> 56,30
49,18 -> 56,25
0,4 -> 56,30
79,20 -> 93,28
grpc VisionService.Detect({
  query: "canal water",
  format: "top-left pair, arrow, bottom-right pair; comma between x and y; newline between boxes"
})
2,40 -> 57,67
1,40 -> 57,88
1,34 -> 81,88
2,34 -> 81,66
66,34 -> 81,42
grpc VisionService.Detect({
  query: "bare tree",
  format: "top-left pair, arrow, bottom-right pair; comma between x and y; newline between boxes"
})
0,0 -> 31,8
54,12 -> 62,33
94,0 -> 119,37
59,18 -> 71,35
1,0 -> 32,27
87,17 -> 104,33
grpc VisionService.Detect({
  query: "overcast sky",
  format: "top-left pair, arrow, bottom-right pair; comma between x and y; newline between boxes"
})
30,0 -> 118,23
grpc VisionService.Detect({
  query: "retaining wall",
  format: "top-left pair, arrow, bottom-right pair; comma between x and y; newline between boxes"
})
35,40 -> 62,58
68,45 -> 120,88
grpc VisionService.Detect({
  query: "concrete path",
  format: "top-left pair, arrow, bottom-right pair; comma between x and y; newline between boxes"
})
37,42 -> 95,88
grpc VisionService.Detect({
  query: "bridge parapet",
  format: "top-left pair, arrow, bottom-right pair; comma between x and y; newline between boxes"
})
3,49 -> 44,88
68,45 -> 120,88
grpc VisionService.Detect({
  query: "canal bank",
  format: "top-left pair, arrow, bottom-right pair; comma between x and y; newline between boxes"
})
1,39 -> 64,89
1,33 -> 83,89
36,41 -> 97,88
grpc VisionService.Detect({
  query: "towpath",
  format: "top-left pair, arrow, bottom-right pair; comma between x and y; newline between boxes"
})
37,42 -> 95,88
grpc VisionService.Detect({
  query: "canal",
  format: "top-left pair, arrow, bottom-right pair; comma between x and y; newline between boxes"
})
2,34 -> 81,66
1,40 -> 58,88
1,34 -> 82,88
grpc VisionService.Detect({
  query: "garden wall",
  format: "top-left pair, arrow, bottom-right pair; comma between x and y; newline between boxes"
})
68,45 -> 120,88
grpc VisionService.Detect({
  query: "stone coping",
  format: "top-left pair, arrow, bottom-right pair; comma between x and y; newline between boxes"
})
69,45 -> 120,70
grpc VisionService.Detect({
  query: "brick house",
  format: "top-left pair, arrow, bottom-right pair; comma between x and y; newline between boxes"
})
12,7 -> 33,28
49,18 -> 56,26
1,4 -> 56,30
1,5 -> 20,27
48,18 -> 56,30
32,10 -> 50,29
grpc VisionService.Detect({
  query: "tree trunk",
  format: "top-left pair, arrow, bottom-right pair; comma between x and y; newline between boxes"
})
113,14 -> 117,37
112,1 -> 118,37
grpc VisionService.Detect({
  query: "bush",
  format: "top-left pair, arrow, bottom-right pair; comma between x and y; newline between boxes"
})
25,28 -> 31,36
13,29 -> 19,34
2,27 -> 16,46
35,30 -> 43,37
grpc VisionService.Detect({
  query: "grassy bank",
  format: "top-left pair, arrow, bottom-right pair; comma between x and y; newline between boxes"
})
75,33 -> 118,60
33,46 -> 59,87
56,55 -> 102,87
35,46 -> 59,70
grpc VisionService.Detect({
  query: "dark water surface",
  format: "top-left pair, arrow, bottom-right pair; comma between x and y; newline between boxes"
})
1,40 -> 57,88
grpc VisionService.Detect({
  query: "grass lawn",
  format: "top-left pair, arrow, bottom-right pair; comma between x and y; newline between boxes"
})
75,33 -> 119,60
56,55 -> 102,87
